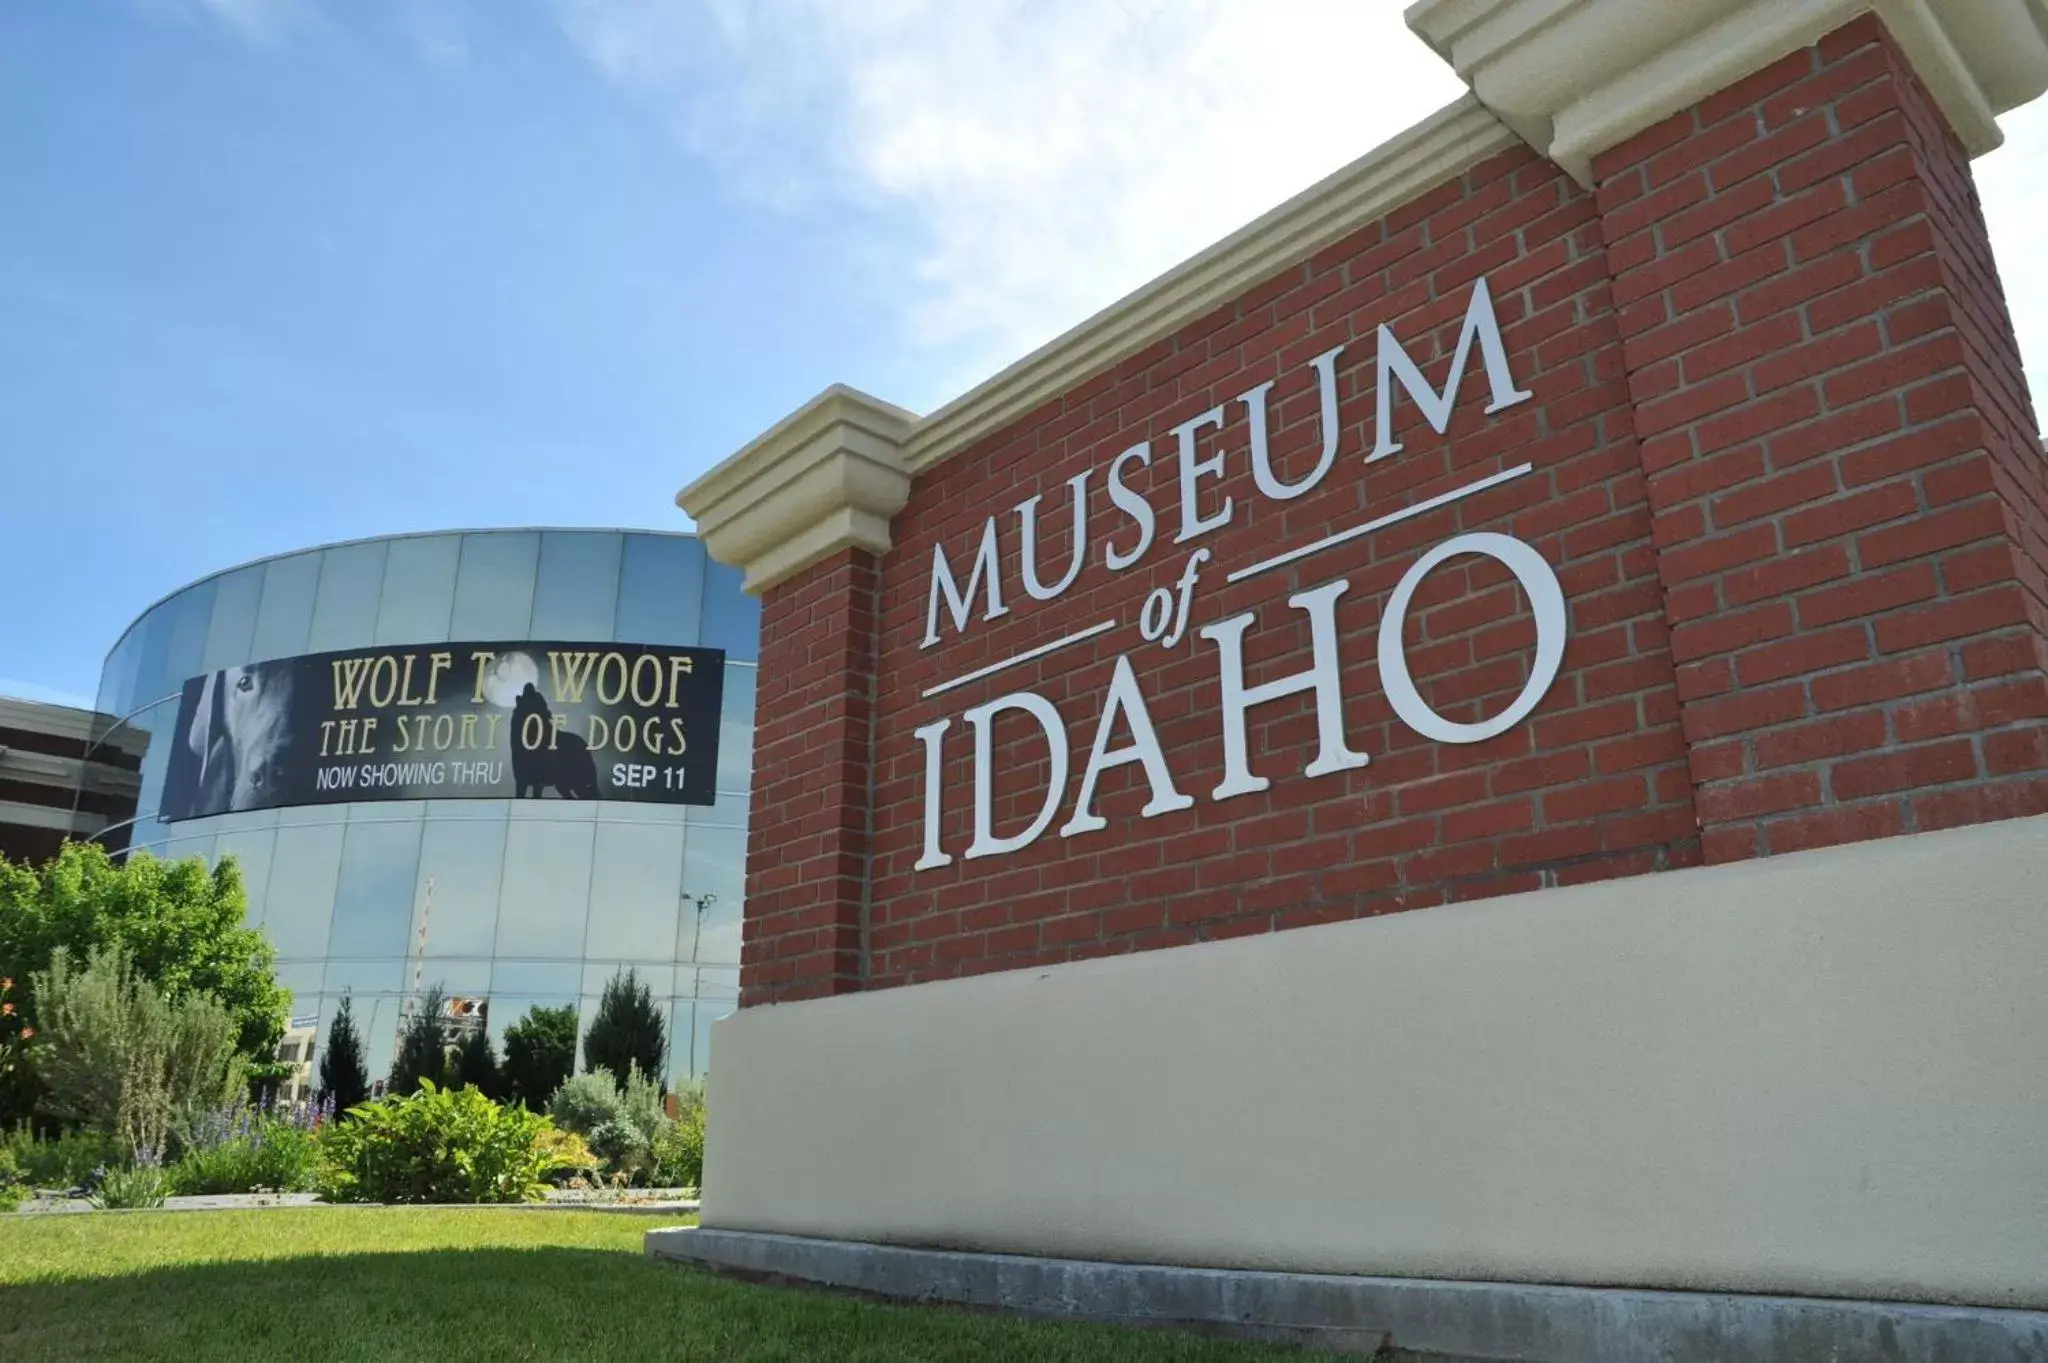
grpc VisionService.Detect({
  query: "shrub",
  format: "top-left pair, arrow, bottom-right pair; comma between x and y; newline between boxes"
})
536,1126 -> 598,1184
583,1117 -> 649,1176
166,1103 -> 323,1195
451,1026 -> 502,1100
30,945 -> 245,1160
314,1081 -> 568,1204
0,1146 -> 23,1212
91,1156 -> 168,1210
546,1071 -> 624,1137
618,1067 -> 665,1141
502,1004 -> 576,1109
1,1122 -> 123,1190
648,1108 -> 704,1190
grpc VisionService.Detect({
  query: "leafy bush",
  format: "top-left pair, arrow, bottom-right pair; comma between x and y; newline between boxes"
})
583,1117 -> 649,1176
536,1126 -> 598,1184
166,1102 -> 324,1195
90,1157 -> 168,1210
1,1121 -> 125,1190
0,1145 -> 24,1212
546,1071 -> 624,1137
618,1068 -> 666,1139
314,1081 -> 569,1204
648,1108 -> 704,1190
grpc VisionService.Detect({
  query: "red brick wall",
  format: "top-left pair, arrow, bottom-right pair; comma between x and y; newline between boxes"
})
861,142 -> 1699,990
1594,16 -> 2048,860
742,548 -> 877,1006
737,16 -> 2048,1005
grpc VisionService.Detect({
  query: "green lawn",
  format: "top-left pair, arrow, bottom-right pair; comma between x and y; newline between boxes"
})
0,1208 -> 1310,1361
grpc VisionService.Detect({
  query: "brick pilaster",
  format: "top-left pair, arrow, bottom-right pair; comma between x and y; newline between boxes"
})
739,547 -> 878,1005
1593,15 -> 2048,860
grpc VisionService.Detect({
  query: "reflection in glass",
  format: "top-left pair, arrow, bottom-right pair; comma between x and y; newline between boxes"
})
495,821 -> 595,959
682,825 -> 745,966
202,566 -> 266,672
714,666 -> 755,795
700,560 -> 760,661
263,822 -> 346,959
450,533 -> 539,639
215,825 -> 278,917
531,532 -> 622,640
162,582 -> 217,700
584,822 -> 686,960
249,552 -> 322,662
616,534 -> 704,646
488,962 -> 582,996
412,818 -> 507,957
374,535 -> 461,645
327,821 -> 425,960
308,540 -> 389,653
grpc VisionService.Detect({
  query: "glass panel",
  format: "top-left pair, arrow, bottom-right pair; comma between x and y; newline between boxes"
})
614,534 -> 704,647
307,541 -> 389,653
275,962 -> 326,1000
530,531 -> 622,641
495,820 -> 595,958
696,965 -> 739,999
99,626 -> 142,717
215,824 -> 277,927
412,817 -> 506,957
130,696 -> 182,835
263,821 -> 346,960
160,833 -> 216,869
201,565 -> 265,671
374,535 -> 461,646
680,825 -> 744,966
583,821 -> 686,961
699,560 -> 759,661
161,582 -> 217,701
417,958 -> 494,996
247,552 -> 320,662
326,819 -> 425,960
580,963 -> 673,997
488,962 -> 582,996
450,532 -> 539,640
687,790 -> 749,829
714,665 -> 755,796
486,996 -> 579,1052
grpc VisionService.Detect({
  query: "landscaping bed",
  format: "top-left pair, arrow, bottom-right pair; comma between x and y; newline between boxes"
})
0,1207 -> 1306,1361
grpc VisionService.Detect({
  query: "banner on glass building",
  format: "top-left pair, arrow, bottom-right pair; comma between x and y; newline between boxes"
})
159,640 -> 726,821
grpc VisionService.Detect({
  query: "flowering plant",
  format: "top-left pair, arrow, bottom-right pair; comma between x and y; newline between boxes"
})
0,977 -> 32,1083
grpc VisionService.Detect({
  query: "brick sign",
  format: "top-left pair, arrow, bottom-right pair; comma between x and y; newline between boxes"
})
690,17 -> 2048,1005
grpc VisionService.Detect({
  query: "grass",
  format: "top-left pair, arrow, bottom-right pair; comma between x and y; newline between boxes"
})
0,1208 -> 1311,1361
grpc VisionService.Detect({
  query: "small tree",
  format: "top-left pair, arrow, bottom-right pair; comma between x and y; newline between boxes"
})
583,968 -> 666,1089
318,993 -> 370,1114
502,1004 -> 576,1109
30,944 -> 243,1159
387,984 -> 452,1098
451,1024 -> 502,1100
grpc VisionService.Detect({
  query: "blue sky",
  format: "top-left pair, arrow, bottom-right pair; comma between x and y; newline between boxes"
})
3,0 -> 2045,708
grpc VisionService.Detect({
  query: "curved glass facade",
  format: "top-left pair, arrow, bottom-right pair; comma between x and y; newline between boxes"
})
87,529 -> 757,1086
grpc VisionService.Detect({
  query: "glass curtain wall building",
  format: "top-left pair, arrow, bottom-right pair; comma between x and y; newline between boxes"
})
84,529 -> 756,1087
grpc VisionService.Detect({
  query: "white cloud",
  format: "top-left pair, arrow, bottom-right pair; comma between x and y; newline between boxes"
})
556,2 -> 2048,417
553,0 -> 1467,403
1977,100 -> 2048,416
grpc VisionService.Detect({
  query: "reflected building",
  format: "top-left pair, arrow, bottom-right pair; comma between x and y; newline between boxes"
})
84,529 -> 756,1087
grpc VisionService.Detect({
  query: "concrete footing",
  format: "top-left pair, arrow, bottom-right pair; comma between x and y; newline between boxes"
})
644,1226 -> 2048,1361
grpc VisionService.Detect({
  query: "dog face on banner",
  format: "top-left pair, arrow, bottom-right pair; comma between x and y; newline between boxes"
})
187,664 -> 293,813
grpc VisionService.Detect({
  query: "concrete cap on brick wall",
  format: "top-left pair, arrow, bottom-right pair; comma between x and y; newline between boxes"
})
676,384 -> 917,594
1405,0 -> 2048,186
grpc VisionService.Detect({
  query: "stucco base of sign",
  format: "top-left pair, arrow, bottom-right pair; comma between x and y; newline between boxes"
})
644,1226 -> 2048,1362
700,813 -> 2048,1311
